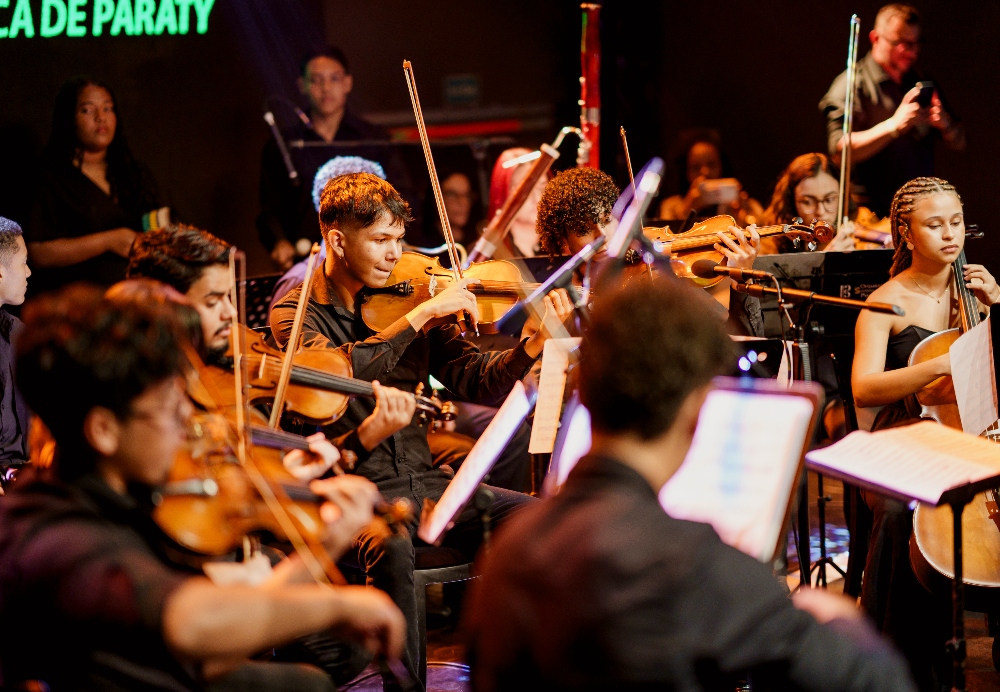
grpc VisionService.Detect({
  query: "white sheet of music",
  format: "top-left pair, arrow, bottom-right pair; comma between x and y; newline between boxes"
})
658,389 -> 815,562
806,422 -> 1000,505
528,338 -> 581,454
950,316 -> 998,436
418,381 -> 534,545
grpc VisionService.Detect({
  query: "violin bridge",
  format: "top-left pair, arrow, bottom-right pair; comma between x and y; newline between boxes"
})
428,274 -> 438,297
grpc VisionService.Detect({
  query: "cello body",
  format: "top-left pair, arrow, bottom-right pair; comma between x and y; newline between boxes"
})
906,327 -> 962,429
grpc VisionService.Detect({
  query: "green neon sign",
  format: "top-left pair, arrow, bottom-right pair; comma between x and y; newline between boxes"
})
0,0 -> 216,38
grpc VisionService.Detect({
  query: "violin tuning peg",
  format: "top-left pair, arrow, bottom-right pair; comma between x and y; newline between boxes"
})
340,450 -> 358,470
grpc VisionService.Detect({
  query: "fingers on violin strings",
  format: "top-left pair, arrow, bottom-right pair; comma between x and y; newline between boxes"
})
717,230 -> 741,252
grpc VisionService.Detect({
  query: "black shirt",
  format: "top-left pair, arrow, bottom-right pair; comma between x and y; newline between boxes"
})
256,110 -> 390,253
0,310 -> 28,467
464,454 -> 916,691
0,470 -> 197,690
270,280 -> 538,506
820,53 -> 949,217
28,158 -> 161,295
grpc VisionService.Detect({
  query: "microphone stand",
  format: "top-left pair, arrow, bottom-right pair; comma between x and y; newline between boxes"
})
734,279 -> 902,589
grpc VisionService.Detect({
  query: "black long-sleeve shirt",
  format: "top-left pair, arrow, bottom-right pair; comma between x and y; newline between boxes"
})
256,110 -> 390,253
465,454 -> 916,692
270,280 -> 538,506
0,309 -> 29,467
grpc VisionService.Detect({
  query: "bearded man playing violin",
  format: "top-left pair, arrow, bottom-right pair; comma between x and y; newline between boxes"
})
0,286 -> 407,692
270,172 -> 574,691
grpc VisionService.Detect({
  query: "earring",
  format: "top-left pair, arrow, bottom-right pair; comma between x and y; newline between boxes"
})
906,240 -> 914,250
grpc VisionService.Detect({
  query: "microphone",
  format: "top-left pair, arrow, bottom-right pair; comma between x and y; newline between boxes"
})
690,259 -> 775,282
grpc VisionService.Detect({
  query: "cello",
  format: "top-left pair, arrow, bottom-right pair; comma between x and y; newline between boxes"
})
909,247 -> 1000,596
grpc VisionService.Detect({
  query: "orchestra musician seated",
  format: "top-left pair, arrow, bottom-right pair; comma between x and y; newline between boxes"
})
658,128 -> 764,226
535,166 -> 764,337
270,172 -> 574,689
0,218 -> 31,483
0,286 -> 406,691
485,148 -> 549,259
852,177 -> 1000,689
465,276 -> 915,692
760,152 -> 859,254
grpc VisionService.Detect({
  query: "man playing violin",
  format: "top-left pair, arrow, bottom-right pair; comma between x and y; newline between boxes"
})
271,172 -> 574,690
535,167 -> 764,337
0,286 -> 406,691
128,224 -> 420,472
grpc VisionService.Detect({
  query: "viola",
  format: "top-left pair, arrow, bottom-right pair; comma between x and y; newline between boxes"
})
360,252 -> 542,334
188,325 -> 454,426
643,215 -> 834,289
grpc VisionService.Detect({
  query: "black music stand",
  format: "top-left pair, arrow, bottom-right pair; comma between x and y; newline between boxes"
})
806,456 -> 1000,692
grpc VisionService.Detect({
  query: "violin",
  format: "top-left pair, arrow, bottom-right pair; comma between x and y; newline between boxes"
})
360,252 -> 541,334
153,412 -> 415,559
189,325 -> 454,426
643,215 -> 835,289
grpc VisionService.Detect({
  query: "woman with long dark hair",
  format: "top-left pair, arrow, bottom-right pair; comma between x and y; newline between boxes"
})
852,177 -> 999,689
28,77 -> 163,295
761,153 -> 856,253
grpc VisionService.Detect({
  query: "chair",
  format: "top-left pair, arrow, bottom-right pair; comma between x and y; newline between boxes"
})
413,546 -> 476,685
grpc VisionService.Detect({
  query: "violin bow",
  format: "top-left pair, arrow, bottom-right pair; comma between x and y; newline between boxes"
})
837,14 -> 861,228
268,243 -> 321,428
402,60 -> 476,334
620,126 -> 636,193
227,248 -> 346,587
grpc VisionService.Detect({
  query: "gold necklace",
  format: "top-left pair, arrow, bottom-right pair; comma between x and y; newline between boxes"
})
909,274 -> 948,304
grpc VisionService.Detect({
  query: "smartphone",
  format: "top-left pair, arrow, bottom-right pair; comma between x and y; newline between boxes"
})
698,178 -> 740,206
915,80 -> 935,108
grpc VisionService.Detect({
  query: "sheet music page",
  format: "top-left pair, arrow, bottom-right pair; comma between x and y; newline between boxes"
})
528,338 -> 581,454
950,316 -> 998,435
417,381 -> 534,545
806,422 -> 1000,504
658,390 -> 814,562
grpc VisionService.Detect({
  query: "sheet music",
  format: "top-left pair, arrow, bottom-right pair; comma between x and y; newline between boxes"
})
528,338 -> 581,454
417,381 -> 534,545
950,316 -> 998,435
806,422 -> 1000,505
658,390 -> 815,562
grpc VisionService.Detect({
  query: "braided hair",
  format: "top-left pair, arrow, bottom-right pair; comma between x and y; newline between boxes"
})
888,177 -> 961,277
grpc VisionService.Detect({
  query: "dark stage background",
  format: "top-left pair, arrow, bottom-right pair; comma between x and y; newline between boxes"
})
1,0 -> 996,274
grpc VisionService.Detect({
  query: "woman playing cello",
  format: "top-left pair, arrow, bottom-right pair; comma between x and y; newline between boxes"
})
852,176 -> 1000,690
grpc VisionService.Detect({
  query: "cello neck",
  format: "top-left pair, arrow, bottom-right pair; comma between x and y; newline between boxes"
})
953,250 -> 981,332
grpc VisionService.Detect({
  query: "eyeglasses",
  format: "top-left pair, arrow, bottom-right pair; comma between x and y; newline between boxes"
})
879,34 -> 922,52
795,194 -> 839,214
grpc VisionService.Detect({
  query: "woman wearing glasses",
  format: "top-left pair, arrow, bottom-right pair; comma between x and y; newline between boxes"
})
759,153 -> 862,254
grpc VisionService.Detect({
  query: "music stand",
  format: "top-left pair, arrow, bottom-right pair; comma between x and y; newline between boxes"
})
543,377 -> 823,565
807,424 -> 1000,692
417,381 -> 536,546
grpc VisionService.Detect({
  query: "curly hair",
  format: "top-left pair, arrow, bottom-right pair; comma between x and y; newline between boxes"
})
127,224 -> 231,294
536,168 -> 620,255
17,284 -> 189,478
762,153 -> 853,225
318,172 -> 412,237
581,277 -> 734,440
888,177 -> 960,277
0,216 -> 23,264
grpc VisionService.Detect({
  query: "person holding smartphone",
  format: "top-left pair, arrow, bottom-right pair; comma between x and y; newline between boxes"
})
820,4 -> 965,218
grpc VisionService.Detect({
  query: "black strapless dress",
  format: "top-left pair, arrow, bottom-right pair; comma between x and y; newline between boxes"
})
862,324 -> 950,691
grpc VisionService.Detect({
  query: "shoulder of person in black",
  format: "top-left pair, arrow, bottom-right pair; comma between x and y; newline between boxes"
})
466,454 -> 916,691
0,468 -> 199,690
27,155 -> 161,293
